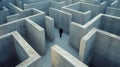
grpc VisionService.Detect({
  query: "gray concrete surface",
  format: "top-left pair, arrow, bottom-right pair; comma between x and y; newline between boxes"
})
36,28 -> 79,67
79,28 -> 120,67
7,8 -> 41,22
24,1 -> 65,15
51,45 -> 88,67
62,2 -> 106,25
45,16 -> 55,40
51,0 -> 72,5
106,7 -> 120,17
49,8 -> 72,33
70,14 -> 120,50
0,18 -> 45,55
0,6 -> 10,24
0,0 -> 120,67
0,31 -> 40,67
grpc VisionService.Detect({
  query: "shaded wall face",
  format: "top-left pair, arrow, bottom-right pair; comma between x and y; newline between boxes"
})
0,9 -> 10,24
24,20 -> 45,55
13,36 -> 29,64
106,8 -> 120,17
66,3 -> 81,11
45,16 -> 55,40
23,0 -> 49,3
29,14 -> 45,28
19,10 -> 33,18
85,0 -> 101,5
80,3 -> 100,18
0,5 -> 3,10
0,20 -> 25,36
88,32 -> 120,67
7,0 -> 16,4
0,35 -> 29,67
24,2 -> 49,15
0,18 -> 45,55
99,16 -> 120,36
0,36 -> 23,67
52,0 -> 72,5
0,36 -> 18,67
117,3 -> 120,8
49,8 -> 72,33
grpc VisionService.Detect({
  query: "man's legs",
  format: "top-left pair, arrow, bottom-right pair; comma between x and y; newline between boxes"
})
60,33 -> 62,38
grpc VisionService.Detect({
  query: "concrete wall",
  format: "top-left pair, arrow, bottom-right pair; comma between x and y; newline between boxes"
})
70,14 -> 120,51
14,31 -> 41,67
0,0 -> 17,8
7,14 -> 20,22
70,22 -> 86,50
106,7 -> 120,17
73,0 -> 101,5
13,34 -> 29,64
0,34 -> 17,67
79,28 -> 120,67
0,19 -> 25,36
51,45 -> 88,67
104,0 -> 116,7
15,0 -> 23,9
62,7 -> 91,25
7,8 -> 41,22
0,0 -> 6,9
24,1 -> 50,15
49,8 -> 72,33
45,16 -> 55,40
69,14 -> 101,50
0,7 -> 10,24
8,3 -> 22,15
116,0 -> 120,8
52,0 -> 72,5
62,2 -> 104,24
99,14 -> 120,36
25,19 -> 45,55
0,18 -> 45,55
24,1 -> 65,15
50,1 -> 65,10
100,1 -> 107,13
78,2 -> 101,18
23,0 -> 49,4
79,28 -> 97,63
110,0 -> 118,8
0,31 -> 40,67
6,0 -> 16,4
29,11 -> 46,28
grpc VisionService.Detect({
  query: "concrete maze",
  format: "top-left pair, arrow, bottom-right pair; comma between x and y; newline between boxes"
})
0,0 -> 120,67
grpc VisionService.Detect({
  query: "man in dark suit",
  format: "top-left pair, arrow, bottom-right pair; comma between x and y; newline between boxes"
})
59,28 -> 63,38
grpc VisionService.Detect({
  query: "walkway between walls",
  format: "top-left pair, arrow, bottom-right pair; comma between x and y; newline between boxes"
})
39,28 -> 79,67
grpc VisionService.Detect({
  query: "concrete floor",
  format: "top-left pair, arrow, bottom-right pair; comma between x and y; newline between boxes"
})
39,28 -> 79,67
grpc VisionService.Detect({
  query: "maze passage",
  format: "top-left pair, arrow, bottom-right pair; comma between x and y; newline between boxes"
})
0,0 -> 120,67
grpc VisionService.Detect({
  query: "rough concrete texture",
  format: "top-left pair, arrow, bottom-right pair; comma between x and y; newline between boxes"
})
70,13 -> 120,50
62,2 -> 106,24
51,0 -> 72,5
73,0 -> 102,5
0,7 -> 10,24
45,16 -> 55,40
0,31 -> 40,67
49,7 -> 72,33
7,8 -> 42,22
76,0 -> 119,7
24,1 -> 65,15
79,28 -> 120,67
106,7 -> 120,17
0,18 -> 45,55
0,0 -> 120,67
51,45 -> 88,67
